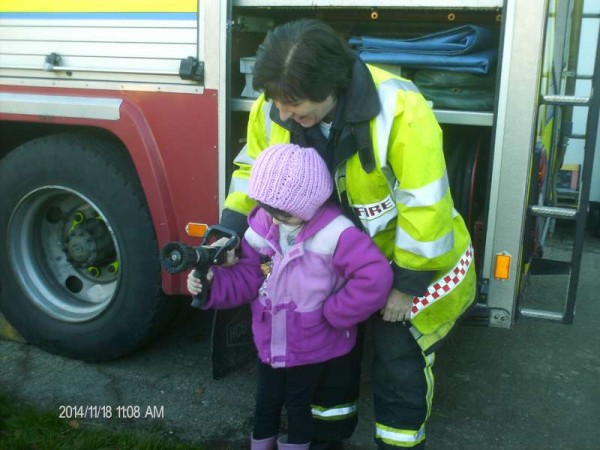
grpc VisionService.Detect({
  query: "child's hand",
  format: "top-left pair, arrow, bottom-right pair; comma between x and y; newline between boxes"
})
186,270 -> 212,295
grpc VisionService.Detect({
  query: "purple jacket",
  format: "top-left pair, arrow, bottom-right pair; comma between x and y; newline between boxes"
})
206,203 -> 393,368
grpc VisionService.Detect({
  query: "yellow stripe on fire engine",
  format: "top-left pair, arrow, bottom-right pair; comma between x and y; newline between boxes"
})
0,0 -> 197,13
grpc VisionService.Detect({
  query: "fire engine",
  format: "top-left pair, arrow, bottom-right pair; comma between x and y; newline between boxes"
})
0,0 -> 598,376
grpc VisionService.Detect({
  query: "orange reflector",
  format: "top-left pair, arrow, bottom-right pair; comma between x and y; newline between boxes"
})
494,253 -> 511,280
185,222 -> 208,238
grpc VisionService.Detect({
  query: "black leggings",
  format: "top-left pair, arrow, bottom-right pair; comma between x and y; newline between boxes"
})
253,360 -> 325,444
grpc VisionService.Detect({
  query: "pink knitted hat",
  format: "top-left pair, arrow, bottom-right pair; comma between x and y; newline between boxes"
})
249,144 -> 333,221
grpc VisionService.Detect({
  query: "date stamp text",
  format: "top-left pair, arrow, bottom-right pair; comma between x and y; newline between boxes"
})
58,405 -> 164,420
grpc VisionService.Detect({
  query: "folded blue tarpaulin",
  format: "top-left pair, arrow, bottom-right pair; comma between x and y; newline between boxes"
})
355,49 -> 497,74
349,25 -> 497,55
349,25 -> 498,74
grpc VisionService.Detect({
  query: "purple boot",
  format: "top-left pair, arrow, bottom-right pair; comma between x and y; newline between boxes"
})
277,436 -> 310,450
251,434 -> 277,450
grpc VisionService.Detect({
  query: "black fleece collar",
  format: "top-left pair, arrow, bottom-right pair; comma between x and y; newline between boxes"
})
344,58 -> 381,122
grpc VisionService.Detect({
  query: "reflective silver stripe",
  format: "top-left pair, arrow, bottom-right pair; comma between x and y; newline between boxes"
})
409,325 -> 422,340
232,144 -> 255,166
411,244 -> 474,318
227,177 -> 249,195
375,78 -> 420,168
375,423 -> 426,443
230,142 -> 255,196
395,173 -> 450,207
395,226 -> 454,259
425,352 -> 435,366
311,403 -> 357,419
0,92 -> 121,120
423,353 -> 435,420
395,78 -> 421,94
375,80 -> 396,168
263,99 -> 272,142
381,165 -> 398,193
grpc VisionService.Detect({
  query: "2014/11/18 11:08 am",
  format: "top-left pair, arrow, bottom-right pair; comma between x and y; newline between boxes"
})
58,404 -> 165,419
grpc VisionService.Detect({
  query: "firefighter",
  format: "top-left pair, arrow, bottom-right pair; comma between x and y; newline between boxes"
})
220,19 -> 477,450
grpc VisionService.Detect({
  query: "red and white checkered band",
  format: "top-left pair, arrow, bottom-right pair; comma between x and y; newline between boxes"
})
410,243 -> 474,318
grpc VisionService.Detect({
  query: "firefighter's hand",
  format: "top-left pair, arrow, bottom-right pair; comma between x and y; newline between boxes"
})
381,289 -> 413,323
186,269 -> 213,295
211,237 -> 239,267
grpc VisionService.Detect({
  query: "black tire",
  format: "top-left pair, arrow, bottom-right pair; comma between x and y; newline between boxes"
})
0,131 -> 177,361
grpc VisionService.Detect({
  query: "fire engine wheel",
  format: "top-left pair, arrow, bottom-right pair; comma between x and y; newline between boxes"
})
0,131 -> 176,361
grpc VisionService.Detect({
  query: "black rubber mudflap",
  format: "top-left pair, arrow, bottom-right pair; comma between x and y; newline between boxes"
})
210,305 -> 256,380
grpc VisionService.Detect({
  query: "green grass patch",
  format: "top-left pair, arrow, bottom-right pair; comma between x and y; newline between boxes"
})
0,392 -> 202,450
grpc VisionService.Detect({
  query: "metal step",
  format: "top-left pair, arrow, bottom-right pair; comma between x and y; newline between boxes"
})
529,205 -> 578,219
519,308 -> 565,322
541,94 -> 590,106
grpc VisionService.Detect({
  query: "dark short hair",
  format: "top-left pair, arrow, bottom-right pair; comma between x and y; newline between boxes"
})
252,19 -> 356,104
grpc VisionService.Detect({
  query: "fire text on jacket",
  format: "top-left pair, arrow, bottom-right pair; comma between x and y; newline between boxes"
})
353,196 -> 396,220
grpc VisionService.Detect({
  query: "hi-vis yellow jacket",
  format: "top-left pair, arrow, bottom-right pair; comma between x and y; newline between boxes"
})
223,62 -> 476,354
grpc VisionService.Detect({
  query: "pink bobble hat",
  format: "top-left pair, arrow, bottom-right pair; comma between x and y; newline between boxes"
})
248,144 -> 334,221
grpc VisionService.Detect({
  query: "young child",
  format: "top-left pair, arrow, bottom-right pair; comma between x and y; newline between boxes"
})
187,144 -> 393,450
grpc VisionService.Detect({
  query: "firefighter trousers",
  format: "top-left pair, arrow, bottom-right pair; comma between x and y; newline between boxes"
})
371,315 -> 434,449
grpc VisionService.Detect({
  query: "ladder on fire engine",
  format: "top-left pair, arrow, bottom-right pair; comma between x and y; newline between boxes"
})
521,21 -> 600,324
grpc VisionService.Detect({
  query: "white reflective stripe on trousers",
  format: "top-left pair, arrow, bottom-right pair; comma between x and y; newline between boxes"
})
311,403 -> 357,419
375,423 -> 426,444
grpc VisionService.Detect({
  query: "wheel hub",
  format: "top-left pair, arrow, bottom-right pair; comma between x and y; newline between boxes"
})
63,218 -> 115,268
66,228 -> 95,266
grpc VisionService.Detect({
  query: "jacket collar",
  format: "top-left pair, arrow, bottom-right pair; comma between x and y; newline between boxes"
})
344,58 -> 381,122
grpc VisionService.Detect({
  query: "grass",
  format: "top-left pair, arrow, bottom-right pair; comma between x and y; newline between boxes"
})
0,391 -> 202,450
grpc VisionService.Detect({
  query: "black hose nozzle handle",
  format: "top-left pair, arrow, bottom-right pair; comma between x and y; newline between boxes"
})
190,267 -> 209,309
